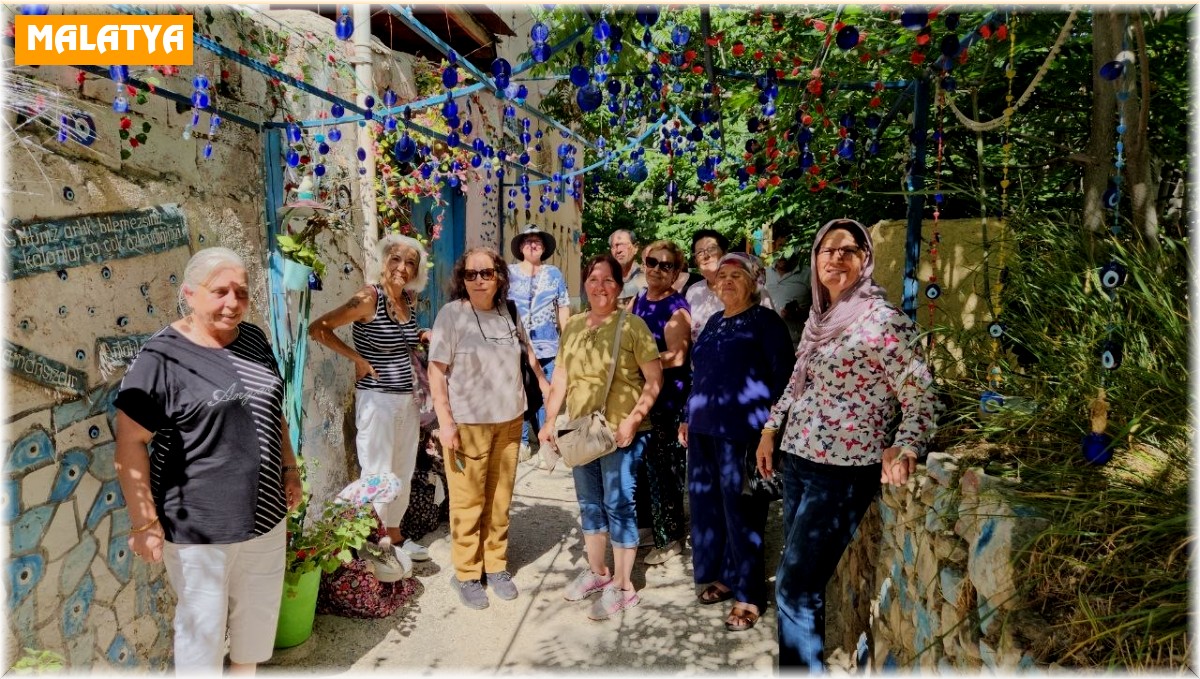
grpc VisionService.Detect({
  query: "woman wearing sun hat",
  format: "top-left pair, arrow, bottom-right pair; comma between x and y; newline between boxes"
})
507,226 -> 571,462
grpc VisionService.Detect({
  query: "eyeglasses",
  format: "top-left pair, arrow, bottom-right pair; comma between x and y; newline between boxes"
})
471,306 -> 517,344
694,245 -> 723,261
817,246 -> 864,259
644,256 -> 678,272
463,268 -> 497,282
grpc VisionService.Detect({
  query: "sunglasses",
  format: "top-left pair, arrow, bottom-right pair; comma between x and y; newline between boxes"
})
644,256 -> 678,272
464,268 -> 497,282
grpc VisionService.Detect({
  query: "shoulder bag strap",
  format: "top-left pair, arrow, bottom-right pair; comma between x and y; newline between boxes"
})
598,310 -> 625,416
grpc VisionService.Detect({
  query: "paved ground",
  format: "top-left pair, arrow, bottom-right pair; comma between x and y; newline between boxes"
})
264,456 -> 789,675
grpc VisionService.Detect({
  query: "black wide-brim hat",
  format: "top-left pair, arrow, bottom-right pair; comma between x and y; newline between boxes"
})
510,226 -> 557,261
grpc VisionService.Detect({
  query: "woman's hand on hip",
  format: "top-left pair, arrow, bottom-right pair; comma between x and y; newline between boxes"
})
129,528 -> 164,564
881,446 -> 917,486
756,435 -> 776,479
354,357 -> 378,381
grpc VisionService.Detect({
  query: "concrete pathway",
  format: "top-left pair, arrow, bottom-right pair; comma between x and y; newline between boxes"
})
264,457 -> 787,674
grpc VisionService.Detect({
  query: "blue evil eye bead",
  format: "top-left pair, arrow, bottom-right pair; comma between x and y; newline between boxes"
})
531,22 -> 551,43
595,49 -> 611,67
517,85 -> 529,101
569,65 -> 590,88
942,76 -> 957,92
945,13 -> 960,30
671,24 -> 691,46
836,25 -> 859,50
331,102 -> 345,118
112,95 -> 129,113
1081,432 -> 1114,465
940,35 -> 961,58
287,123 -> 302,144
1103,184 -> 1120,209
1100,260 -> 1128,289
900,9 -> 929,30
1100,340 -> 1122,370
979,390 -> 1004,415
1099,60 -> 1125,81
491,58 -> 512,78
318,142 -> 330,155
191,90 -> 210,108
328,128 -> 342,143
383,88 -> 397,107
364,95 -> 375,110
192,74 -> 209,91
88,424 -> 100,438
636,5 -> 659,27
924,282 -> 941,300
593,18 -> 611,42
336,10 -> 353,40
987,321 -> 1005,338
442,67 -> 459,89
356,147 -> 367,162
576,85 -> 603,113
109,65 -> 130,83
117,315 -> 129,327
461,120 -> 473,136
57,270 -> 68,280
505,105 -> 516,118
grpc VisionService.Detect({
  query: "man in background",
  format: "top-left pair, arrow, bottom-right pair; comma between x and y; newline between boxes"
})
764,231 -> 811,348
610,229 -> 646,304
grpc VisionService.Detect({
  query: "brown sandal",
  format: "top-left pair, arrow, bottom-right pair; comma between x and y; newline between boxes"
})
724,606 -> 760,632
697,583 -> 733,605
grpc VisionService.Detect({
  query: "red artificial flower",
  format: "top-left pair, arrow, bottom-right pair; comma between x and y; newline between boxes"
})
959,47 -> 970,65
757,177 -> 769,190
774,51 -> 783,62
801,114 -> 813,126
732,42 -> 746,57
268,53 -> 280,66
996,25 -> 1008,40
126,84 -> 136,95
979,25 -> 992,39
838,127 -> 848,138
793,56 -> 804,66
813,20 -> 827,32
809,164 -> 821,175
834,21 -> 845,31
817,179 -> 828,190
746,164 -> 757,175
792,67 -> 802,77
129,138 -> 139,147
221,70 -> 230,80
120,116 -> 132,130
76,71 -> 86,85
238,48 -> 248,56
916,32 -> 930,46
692,65 -> 705,75
685,49 -> 697,62
875,80 -> 885,92
703,181 -> 716,193
768,174 -> 781,186
911,51 -> 926,65
659,52 -> 671,64
869,96 -> 882,108
753,49 -> 764,60
815,103 -> 825,114
806,79 -> 822,96
860,52 -> 871,63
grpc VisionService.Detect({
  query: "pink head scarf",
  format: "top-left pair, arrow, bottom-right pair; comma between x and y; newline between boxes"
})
791,218 -> 889,397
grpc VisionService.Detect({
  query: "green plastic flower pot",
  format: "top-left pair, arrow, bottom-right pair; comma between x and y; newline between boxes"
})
280,258 -> 313,292
274,567 -> 320,649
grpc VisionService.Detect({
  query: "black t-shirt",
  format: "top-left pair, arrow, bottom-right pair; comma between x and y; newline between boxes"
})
114,322 -> 287,544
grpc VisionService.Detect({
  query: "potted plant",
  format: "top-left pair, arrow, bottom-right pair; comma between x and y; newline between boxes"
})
275,472 -> 401,648
275,174 -> 336,291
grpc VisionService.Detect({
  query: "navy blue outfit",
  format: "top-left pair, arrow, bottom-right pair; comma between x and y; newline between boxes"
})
686,304 -> 794,610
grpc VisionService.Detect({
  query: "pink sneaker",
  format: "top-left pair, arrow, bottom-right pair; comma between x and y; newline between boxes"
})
564,569 -> 613,601
588,585 -> 639,620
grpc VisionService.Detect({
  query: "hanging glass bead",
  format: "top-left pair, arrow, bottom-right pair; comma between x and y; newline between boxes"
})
356,147 -> 367,162
286,149 -> 300,167
671,24 -> 690,46
335,7 -> 353,40
112,95 -> 129,113
191,90 -> 210,108
447,131 -> 460,147
595,49 -> 611,67
570,65 -> 590,88
836,26 -> 859,50
593,17 -> 611,41
328,128 -> 342,143
331,102 -> 345,118
57,115 -> 69,142
442,66 -> 459,89
532,43 -> 551,63
287,123 -> 302,144
531,22 -> 550,43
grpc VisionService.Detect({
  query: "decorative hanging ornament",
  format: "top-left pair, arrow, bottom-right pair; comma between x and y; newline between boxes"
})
593,17 -> 611,42
636,5 -> 659,27
1099,260 -> 1127,289
900,9 -> 929,31
671,24 -> 691,46
335,6 -> 353,41
1081,390 -> 1114,465
836,26 -> 859,50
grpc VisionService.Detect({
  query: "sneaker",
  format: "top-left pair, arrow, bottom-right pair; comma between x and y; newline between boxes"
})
486,571 -> 519,600
588,585 -> 640,620
400,539 -> 431,562
450,575 -> 490,610
518,442 -> 535,463
643,540 -> 682,566
563,569 -> 613,601
361,539 -> 406,582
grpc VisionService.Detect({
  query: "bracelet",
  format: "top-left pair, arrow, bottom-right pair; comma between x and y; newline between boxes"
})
130,516 -> 160,534
761,427 -> 778,436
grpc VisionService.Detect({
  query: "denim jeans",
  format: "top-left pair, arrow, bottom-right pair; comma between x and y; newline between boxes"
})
687,432 -> 770,611
776,454 -> 880,671
571,431 -> 648,548
521,357 -> 556,445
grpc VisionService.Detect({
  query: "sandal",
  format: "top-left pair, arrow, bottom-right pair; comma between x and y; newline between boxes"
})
724,606 -> 760,632
697,583 -> 734,605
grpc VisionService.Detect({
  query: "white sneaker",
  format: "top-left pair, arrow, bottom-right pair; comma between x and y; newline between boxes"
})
643,540 -> 682,566
588,585 -> 640,620
563,569 -> 613,601
399,538 -> 431,562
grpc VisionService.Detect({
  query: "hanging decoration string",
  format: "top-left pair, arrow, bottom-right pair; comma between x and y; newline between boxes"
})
945,10 -> 1077,133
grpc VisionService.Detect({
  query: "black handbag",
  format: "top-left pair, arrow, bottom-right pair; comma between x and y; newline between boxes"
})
506,301 -> 543,424
742,417 -> 785,502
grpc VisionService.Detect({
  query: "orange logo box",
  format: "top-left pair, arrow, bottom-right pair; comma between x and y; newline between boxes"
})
15,15 -> 193,66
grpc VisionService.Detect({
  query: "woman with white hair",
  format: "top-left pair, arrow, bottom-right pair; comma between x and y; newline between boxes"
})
114,247 -> 303,672
310,233 -> 433,564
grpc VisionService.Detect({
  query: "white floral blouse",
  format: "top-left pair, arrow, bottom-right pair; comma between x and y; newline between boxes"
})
764,297 -> 938,466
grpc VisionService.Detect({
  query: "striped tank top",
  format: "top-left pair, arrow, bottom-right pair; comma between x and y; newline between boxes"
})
352,285 -> 419,394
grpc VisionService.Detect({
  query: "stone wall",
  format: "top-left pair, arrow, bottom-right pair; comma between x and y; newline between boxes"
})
826,451 -> 1050,672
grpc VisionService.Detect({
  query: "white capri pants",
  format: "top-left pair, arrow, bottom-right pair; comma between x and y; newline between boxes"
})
161,519 -> 285,672
355,389 -> 420,527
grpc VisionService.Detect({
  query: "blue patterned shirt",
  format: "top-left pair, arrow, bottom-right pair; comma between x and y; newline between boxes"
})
507,263 -> 569,359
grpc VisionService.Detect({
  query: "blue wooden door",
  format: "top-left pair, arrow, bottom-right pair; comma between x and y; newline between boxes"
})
411,186 -> 465,327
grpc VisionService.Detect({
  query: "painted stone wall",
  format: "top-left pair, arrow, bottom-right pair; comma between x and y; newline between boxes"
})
825,451 -> 1051,671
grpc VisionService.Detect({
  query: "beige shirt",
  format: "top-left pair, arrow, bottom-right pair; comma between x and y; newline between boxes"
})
429,299 -> 526,424
557,311 -> 660,431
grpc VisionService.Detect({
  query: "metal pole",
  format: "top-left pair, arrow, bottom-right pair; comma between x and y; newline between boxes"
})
902,76 -> 930,320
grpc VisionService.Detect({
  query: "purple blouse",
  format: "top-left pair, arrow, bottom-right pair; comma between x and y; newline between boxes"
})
630,289 -> 691,416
